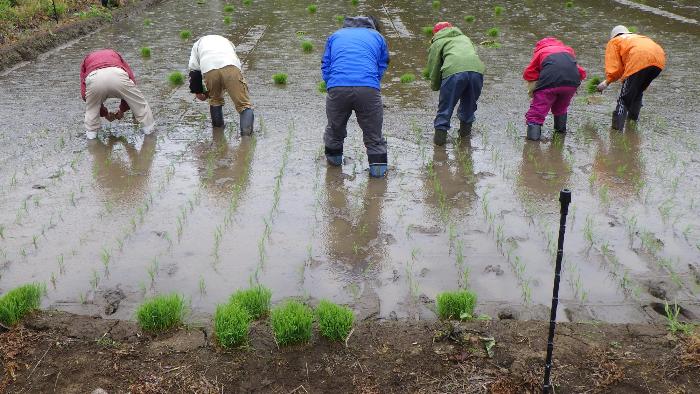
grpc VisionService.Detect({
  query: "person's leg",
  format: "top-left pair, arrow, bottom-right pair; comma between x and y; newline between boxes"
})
434,73 -> 462,145
204,68 -> 225,127
525,88 -> 556,140
456,71 -> 483,138
113,68 -> 155,133
323,87 -> 354,166
221,65 -> 255,135
627,66 -> 662,122
354,87 -> 387,177
84,70 -> 108,139
550,86 -> 577,133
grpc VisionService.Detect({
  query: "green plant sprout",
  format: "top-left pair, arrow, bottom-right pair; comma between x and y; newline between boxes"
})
400,73 -> 416,84
214,301 -> 251,347
421,26 -> 433,37
0,283 -> 46,326
143,18 -> 152,26
628,26 -> 638,33
436,290 -> 477,320
136,293 -> 187,332
664,302 -> 694,335
335,14 -> 344,23
494,5 -> 504,15
140,47 -> 151,58
243,0 -> 251,5
301,40 -> 314,53
270,300 -> 314,346
587,76 -> 602,94
464,15 -> 475,23
230,285 -> 272,319
487,27 -> 499,37
317,81 -> 327,93
432,0 -> 440,9
565,1 -> 574,8
307,4 -> 317,13
179,30 -> 192,40
168,71 -> 185,86
273,73 -> 288,85
223,4 -> 234,12
351,0 -> 358,5
316,300 -> 354,341
224,16 -> 232,24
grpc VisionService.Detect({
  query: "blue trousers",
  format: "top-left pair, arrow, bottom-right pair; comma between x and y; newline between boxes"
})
434,71 -> 483,131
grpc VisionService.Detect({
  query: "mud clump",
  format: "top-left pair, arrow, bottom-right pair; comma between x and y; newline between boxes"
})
98,288 -> 126,315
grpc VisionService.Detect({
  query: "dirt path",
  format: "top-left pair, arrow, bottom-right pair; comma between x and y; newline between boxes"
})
1,311 -> 699,393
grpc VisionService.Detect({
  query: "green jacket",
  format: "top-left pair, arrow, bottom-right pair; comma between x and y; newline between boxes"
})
426,27 -> 485,91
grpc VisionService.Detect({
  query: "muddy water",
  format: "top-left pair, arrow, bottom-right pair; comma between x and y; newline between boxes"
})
0,0 -> 699,324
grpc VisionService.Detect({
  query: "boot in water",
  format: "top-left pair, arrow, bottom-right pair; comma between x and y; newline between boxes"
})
458,121 -> 472,139
240,108 -> 254,136
210,105 -> 224,128
526,123 -> 542,141
326,155 -> 343,166
433,129 -> 448,146
611,110 -> 627,131
553,114 -> 567,133
369,164 -> 388,178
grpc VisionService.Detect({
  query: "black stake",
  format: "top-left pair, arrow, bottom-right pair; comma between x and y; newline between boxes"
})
542,189 -> 572,393
51,0 -> 59,23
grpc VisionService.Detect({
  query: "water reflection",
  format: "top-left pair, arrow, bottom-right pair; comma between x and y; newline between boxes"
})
195,128 -> 254,197
517,134 -> 571,200
592,130 -> 643,195
87,135 -> 156,199
425,139 -> 477,218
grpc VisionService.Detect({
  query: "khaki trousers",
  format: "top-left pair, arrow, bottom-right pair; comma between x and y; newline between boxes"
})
204,65 -> 253,113
84,67 -> 155,132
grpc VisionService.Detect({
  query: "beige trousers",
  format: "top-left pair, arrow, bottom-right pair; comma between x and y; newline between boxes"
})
84,67 -> 154,132
204,65 -> 253,112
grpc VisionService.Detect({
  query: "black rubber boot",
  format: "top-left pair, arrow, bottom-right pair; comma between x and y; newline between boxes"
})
240,108 -> 254,136
433,129 -> 448,146
553,114 -> 567,133
526,123 -> 542,141
611,110 -> 627,131
210,105 -> 224,128
458,121 -> 472,139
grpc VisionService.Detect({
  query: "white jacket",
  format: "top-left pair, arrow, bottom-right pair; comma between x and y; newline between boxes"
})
188,35 -> 242,74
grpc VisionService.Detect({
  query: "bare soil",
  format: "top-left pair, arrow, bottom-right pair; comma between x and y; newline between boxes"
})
1,311 -> 699,393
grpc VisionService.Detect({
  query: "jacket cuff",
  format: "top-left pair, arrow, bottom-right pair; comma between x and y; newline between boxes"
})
189,70 -> 204,93
100,105 -> 109,117
119,100 -> 130,113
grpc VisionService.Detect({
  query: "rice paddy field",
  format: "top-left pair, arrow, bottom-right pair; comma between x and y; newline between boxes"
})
1,0 -> 699,327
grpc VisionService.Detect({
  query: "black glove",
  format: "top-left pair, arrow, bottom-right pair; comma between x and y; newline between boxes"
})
189,70 -> 204,94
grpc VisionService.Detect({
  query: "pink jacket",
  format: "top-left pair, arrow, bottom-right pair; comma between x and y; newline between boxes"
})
80,49 -> 135,114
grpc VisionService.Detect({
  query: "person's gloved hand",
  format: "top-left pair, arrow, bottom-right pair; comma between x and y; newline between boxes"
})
596,80 -> 609,92
114,110 -> 124,120
527,81 -> 536,98
105,112 -> 116,122
196,92 -> 208,101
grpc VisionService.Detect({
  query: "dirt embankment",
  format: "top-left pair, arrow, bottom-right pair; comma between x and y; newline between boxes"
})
1,311 -> 698,393
0,0 -> 161,72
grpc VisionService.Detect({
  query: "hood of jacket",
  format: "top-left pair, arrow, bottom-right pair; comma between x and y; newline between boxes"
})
431,26 -> 464,43
342,16 -> 376,30
534,37 -> 565,53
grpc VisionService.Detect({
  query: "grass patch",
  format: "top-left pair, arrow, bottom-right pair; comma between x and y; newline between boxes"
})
223,4 -> 234,12
400,73 -> 416,84
317,81 -> 327,93
436,290 -> 477,320
565,1 -> 574,8
301,40 -> 314,53
628,26 -> 638,33
243,0 -> 251,5
168,71 -> 184,86
307,4 -> 317,13
316,300 -> 353,341
351,0 -> 358,5
0,283 -> 45,326
494,5 -> 504,15
270,300 -> 314,346
179,29 -> 191,40
335,14 -> 344,23
143,18 -> 152,26
422,67 -> 430,80
140,47 -> 151,58
487,27 -> 499,37
229,285 -> 272,319
224,15 -> 232,24
214,301 -> 251,348
464,15 -> 475,23
421,26 -> 433,37
586,76 -> 602,94
432,0 -> 440,9
272,73 -> 288,85
135,293 -> 187,332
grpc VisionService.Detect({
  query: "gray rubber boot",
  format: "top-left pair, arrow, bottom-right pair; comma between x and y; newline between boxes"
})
458,121 -> 473,139
240,108 -> 254,136
433,129 -> 448,146
526,123 -> 542,141
611,110 -> 627,131
210,105 -> 224,128
553,114 -> 567,133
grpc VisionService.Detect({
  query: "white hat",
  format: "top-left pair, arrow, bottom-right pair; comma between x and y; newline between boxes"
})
610,25 -> 630,39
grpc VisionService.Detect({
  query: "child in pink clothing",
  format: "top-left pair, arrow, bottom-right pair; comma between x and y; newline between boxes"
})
523,37 -> 586,140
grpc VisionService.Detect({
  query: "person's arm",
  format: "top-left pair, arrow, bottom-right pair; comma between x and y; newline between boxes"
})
118,100 -> 130,113
80,57 -> 87,101
577,64 -> 587,81
188,39 -> 201,71
522,51 -> 541,82
604,40 -> 623,84
116,51 -> 136,83
321,36 -> 333,83
377,36 -> 390,80
427,42 -> 443,91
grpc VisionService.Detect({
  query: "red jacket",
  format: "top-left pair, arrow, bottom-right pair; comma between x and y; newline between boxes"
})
80,49 -> 135,114
523,37 -> 586,91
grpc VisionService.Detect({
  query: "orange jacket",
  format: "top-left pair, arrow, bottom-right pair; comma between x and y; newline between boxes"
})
604,34 -> 665,83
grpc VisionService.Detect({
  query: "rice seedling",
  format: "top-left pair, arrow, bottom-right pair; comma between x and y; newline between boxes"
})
0,224 -> 4,239
57,254 -> 65,274
301,40 -> 314,53
243,0 -> 251,5
143,18 -> 152,26
270,300 -> 314,346
272,73 -> 288,85
350,0 -> 358,5
168,71 -> 185,86
101,248 -> 111,269
422,67 -> 430,80
317,81 -> 327,93
586,76 -> 602,94
214,301 -> 251,347
628,26 -> 638,33
307,4 -> 317,13
464,15 -> 475,23
179,30 -> 192,40
565,1 -> 574,8
494,5 -> 504,15
421,26 -> 433,38
229,285 -> 272,319
136,293 -> 187,332
32,235 -> 39,249
315,300 -> 354,341
665,302 -> 694,335
224,16 -> 232,24
436,290 -> 477,320
432,0 -> 440,9
223,4 -> 234,12
400,73 -> 416,84
140,46 -> 152,58
50,273 -> 57,289
487,27 -> 499,37
0,283 -> 46,326
335,14 -> 344,23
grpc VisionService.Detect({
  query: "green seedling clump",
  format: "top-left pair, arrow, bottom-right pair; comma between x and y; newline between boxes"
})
316,300 -> 354,341
270,300 -> 314,346
136,293 -> 187,332
140,47 -> 152,58
422,67 -> 430,80
587,76 -> 602,94
307,4 -> 317,13
464,15 -> 475,23
318,81 -> 327,93
494,5 -> 504,15
422,26 -> 434,38
143,18 -> 152,26
351,0 -> 358,5
168,71 -> 185,86
335,14 -> 345,23
179,30 -> 192,40
224,16 -> 232,24
400,73 -> 416,84
436,290 -> 477,320
432,0 -> 440,9
565,1 -> 574,8
273,73 -> 288,85
0,283 -> 45,326
487,27 -> 499,37
214,301 -> 251,347
301,40 -> 314,53
223,4 -> 234,12
243,0 -> 251,5
482,40 -> 501,48
229,285 -> 272,319
628,26 -> 638,33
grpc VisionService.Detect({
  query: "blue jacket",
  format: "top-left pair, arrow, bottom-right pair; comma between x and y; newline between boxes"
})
321,17 -> 390,90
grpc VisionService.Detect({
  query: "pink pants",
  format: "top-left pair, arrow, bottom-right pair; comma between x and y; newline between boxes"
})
525,86 -> 577,125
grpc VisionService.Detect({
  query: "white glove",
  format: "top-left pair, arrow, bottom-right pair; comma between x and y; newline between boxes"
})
596,80 -> 609,92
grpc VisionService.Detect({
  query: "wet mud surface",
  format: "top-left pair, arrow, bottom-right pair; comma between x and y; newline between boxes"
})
2,311 -> 699,392
0,0 -> 699,324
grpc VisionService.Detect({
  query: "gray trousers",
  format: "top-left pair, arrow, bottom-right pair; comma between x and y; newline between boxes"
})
324,86 -> 387,164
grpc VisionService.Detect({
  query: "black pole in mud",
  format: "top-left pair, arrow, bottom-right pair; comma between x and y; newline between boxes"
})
51,0 -> 59,23
542,189 -> 572,393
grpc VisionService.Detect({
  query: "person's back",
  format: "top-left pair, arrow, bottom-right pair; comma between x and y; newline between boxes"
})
428,27 -> 484,91
607,34 -> 665,81
322,17 -> 389,90
189,35 -> 241,74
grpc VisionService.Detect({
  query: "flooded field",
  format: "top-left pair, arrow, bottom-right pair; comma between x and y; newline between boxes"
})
1,0 -> 699,325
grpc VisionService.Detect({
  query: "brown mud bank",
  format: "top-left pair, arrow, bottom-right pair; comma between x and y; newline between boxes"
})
0,0 -> 161,72
1,311 -> 699,393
